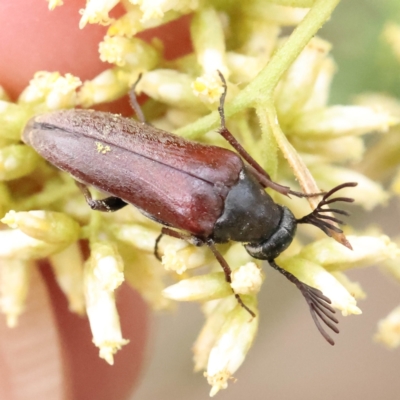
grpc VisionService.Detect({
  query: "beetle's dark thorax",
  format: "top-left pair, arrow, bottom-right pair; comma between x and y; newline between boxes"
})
212,167 -> 282,243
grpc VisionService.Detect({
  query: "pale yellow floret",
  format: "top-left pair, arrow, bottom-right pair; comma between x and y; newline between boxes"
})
302,57 -> 336,111
162,240 -> 208,274
0,145 -> 40,181
375,305 -> 400,348
107,7 -> 180,37
137,70 -> 206,109
206,297 -> 258,396
275,37 -> 332,121
0,259 -> 31,327
131,0 -> 199,22
124,253 -> 172,310
1,210 -> 80,244
84,242 -> 128,365
78,68 -> 133,107
192,73 -> 225,105
230,262 -> 264,295
99,35 -> 160,68
300,235 -> 400,271
226,52 -> 264,84
79,0 -> 119,29
241,2 -> 309,26
0,229 -> 75,260
310,165 -> 389,210
47,0 -> 63,10
18,72 -> 81,110
193,297 -> 238,371
288,105 -> 397,138
162,272 -> 232,302
0,211 -> 80,259
293,136 -> 365,164
330,271 -> 366,300
0,101 -> 34,141
49,243 -> 86,315
112,223 -> 161,253
191,8 -> 228,76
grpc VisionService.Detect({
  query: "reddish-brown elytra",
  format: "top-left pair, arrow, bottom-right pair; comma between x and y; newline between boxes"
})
22,72 -> 357,345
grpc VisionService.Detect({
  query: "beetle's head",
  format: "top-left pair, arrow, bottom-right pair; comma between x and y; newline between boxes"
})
244,182 -> 357,261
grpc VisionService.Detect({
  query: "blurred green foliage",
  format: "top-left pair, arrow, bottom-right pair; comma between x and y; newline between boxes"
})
321,0 -> 400,103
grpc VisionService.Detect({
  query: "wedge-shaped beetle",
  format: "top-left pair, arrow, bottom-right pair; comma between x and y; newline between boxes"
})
22,73 -> 356,345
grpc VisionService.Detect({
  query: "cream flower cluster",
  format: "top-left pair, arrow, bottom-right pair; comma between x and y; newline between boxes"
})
0,0 -> 399,395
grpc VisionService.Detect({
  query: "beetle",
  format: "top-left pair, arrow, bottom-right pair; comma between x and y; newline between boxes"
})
22,72 -> 356,345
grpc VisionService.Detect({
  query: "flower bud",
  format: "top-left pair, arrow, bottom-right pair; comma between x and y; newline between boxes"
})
135,0 -> 198,22
0,259 -> 31,327
78,68 -> 132,107
47,0 -> 63,10
0,101 -> 33,141
276,37 -> 331,122
2,210 -> 80,244
162,240 -> 209,274
206,297 -> 258,396
107,8 -> 179,37
137,70 -> 206,110
124,252 -> 171,310
99,36 -> 160,68
0,144 -> 40,181
111,223 -> 160,252
288,106 -> 396,139
49,243 -> 85,315
231,262 -> 264,295
193,297 -> 238,371
84,241 -> 128,364
19,71 -> 81,110
79,0 -> 119,29
300,235 -> 399,271
330,271 -> 366,300
163,272 -> 232,302
242,2 -> 308,25
191,8 -> 228,77
375,305 -> 400,348
310,164 -> 388,210
192,72 -> 225,105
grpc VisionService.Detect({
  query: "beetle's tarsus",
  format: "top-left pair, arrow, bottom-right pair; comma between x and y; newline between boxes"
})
75,181 -> 128,212
154,232 -> 164,261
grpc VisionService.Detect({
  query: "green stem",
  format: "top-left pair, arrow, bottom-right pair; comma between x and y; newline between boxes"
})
176,0 -> 341,139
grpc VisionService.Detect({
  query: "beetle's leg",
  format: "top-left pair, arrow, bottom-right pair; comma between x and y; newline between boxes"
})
268,259 -> 339,345
207,239 -> 256,318
217,71 -> 324,199
75,181 -> 128,212
160,227 -> 205,246
160,228 -> 255,318
129,73 -> 147,124
154,233 -> 164,261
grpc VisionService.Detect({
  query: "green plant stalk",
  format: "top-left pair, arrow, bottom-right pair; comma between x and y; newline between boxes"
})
176,0 -> 341,139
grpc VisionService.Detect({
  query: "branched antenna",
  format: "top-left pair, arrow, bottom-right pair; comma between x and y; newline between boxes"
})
269,260 -> 339,345
296,182 -> 358,236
